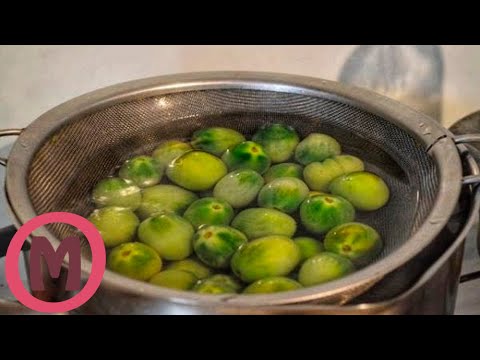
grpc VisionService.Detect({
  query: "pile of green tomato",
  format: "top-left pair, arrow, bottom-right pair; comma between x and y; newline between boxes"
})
88,124 -> 390,295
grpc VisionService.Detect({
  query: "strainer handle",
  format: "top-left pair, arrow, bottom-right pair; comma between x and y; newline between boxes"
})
0,129 -> 23,167
454,134 -> 480,185
455,134 -> 480,143
454,134 -> 480,283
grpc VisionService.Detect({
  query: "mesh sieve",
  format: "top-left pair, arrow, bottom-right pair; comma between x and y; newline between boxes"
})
5,73 -> 462,305
28,89 -> 436,261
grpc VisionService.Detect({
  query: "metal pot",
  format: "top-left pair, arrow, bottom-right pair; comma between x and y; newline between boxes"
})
0,72 -> 479,314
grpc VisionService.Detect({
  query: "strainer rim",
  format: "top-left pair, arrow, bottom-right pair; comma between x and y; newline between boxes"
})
5,71 -> 463,305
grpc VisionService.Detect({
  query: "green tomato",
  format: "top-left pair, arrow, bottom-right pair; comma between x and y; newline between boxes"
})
299,194 -> 355,234
190,127 -> 245,156
92,177 -> 141,210
303,155 -> 364,192
329,171 -> 390,211
334,154 -> 365,174
136,184 -> 198,220
231,208 -> 297,240
294,133 -> 341,165
324,222 -> 382,267
166,258 -> 212,279
193,274 -> 242,294
152,140 -> 192,169
221,141 -> 271,174
293,237 -> 324,262
193,225 -> 248,269
167,151 -> 227,191
183,197 -> 234,229
119,155 -> 163,188
298,252 -> 355,286
257,177 -> 309,214
243,276 -> 303,294
107,242 -> 162,281
263,163 -> 303,183
252,123 -> 300,163
304,160 -> 343,192
149,269 -> 198,290
88,206 -> 139,248
213,169 -> 264,208
138,212 -> 194,261
231,235 -> 301,283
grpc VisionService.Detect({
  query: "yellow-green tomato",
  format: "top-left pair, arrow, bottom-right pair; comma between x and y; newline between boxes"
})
324,222 -> 382,266
295,133 -> 341,165
300,194 -> 355,234
231,235 -> 301,283
264,163 -> 303,183
335,154 -> 365,174
183,197 -> 234,229
149,270 -> 198,290
136,184 -> 198,220
92,177 -> 142,210
107,242 -> 162,281
213,169 -> 264,208
166,258 -> 212,280
88,206 -> 139,248
231,208 -> 297,239
293,237 -> 324,262
190,127 -> 245,156
257,177 -> 309,214
138,212 -> 194,260
152,140 -> 192,169
252,123 -> 300,163
193,274 -> 242,294
329,171 -> 390,211
167,151 -> 227,191
221,141 -> 271,174
119,155 -> 163,188
298,252 -> 355,286
193,225 -> 248,269
243,277 -> 303,294
303,155 -> 364,191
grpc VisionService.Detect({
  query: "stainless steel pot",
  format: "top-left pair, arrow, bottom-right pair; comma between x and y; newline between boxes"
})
1,149 -> 477,315
0,72 -> 479,314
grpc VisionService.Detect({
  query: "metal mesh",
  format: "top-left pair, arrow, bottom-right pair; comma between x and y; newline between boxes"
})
27,89 -> 438,263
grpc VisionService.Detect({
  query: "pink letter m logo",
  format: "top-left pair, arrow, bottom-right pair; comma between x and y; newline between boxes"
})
29,236 -> 82,291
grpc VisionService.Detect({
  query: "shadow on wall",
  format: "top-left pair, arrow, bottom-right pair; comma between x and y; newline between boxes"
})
338,45 -> 444,123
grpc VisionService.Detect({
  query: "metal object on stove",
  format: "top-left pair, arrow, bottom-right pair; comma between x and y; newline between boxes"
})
0,72 -> 479,314
451,110 -> 480,280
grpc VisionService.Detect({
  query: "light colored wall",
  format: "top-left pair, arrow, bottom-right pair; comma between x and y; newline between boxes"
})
1,45 -> 479,132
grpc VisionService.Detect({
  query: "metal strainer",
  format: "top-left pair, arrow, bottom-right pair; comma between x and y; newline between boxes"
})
0,72 -> 472,311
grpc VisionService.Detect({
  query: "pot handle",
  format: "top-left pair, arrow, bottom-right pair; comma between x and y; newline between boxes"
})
0,129 -> 23,167
0,225 -> 67,315
0,225 -> 39,314
0,225 -> 20,257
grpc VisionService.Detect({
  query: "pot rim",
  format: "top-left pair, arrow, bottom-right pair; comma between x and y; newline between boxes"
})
4,71 -> 463,305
